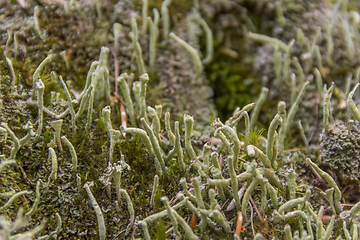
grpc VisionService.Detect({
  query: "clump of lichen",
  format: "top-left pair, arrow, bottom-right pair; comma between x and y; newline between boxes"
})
320,120 -> 360,181
4,0 -> 360,239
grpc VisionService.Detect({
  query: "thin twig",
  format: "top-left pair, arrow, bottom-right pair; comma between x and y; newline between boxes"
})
284,147 -> 308,152
111,229 -> 126,240
238,157 -> 248,163
17,164 -> 29,183
169,196 -> 178,206
249,201 -> 255,237
220,199 -> 230,211
9,177 -> 28,202
341,203 -> 355,207
342,185 -> 349,195
308,163 -> 322,180
220,209 -> 226,219
165,226 -> 174,235
249,195 -> 264,223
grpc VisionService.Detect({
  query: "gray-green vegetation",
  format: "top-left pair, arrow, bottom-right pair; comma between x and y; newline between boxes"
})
2,0 -> 360,239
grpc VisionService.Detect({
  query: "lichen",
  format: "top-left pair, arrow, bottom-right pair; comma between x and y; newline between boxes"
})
320,120 -> 360,181
2,0 -> 360,239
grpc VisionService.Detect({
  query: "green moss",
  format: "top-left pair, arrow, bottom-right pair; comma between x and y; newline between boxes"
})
152,218 -> 167,240
207,53 -> 257,121
241,128 -> 265,151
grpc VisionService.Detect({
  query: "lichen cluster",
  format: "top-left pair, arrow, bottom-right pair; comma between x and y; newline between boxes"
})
320,120 -> 360,181
1,0 -> 360,239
